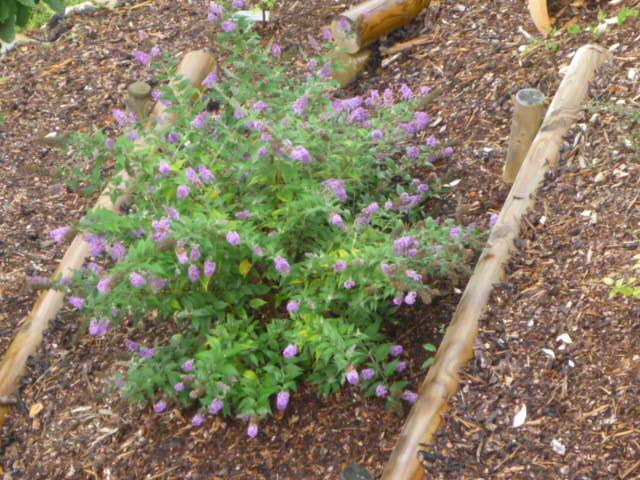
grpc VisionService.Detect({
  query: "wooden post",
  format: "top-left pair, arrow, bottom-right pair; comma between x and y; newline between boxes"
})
126,81 -> 152,121
0,50 -> 215,427
528,0 -> 552,35
332,0 -> 431,54
503,88 -> 545,184
332,49 -> 373,87
381,44 -> 610,480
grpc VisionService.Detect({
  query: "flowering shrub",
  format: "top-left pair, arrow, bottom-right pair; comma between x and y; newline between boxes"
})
54,1 -> 478,433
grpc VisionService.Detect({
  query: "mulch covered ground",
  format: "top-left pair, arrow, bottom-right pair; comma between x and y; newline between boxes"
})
0,0 -> 638,478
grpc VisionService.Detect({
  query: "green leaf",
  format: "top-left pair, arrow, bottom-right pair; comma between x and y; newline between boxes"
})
15,2 -> 30,27
422,342 -> 437,353
0,17 -> 16,43
249,298 -> 267,309
421,357 -> 435,370
16,0 -> 36,8
43,0 -> 64,13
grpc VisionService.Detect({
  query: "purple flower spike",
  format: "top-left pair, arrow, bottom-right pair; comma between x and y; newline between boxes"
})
226,231 -> 240,246
274,256 -> 291,275
449,226 -> 462,239
399,84 -> 413,100
232,0 -> 245,8
443,146 -> 454,157
396,361 -> 408,372
50,226 -> 72,243
202,70 -> 219,89
130,272 -> 146,287
343,279 -> 356,289
380,263 -> 393,275
371,129 -> 383,141
321,26 -> 333,41
392,294 -> 404,306
105,137 -> 115,149
346,369 -> 359,386
68,296 -> 85,310
271,43 -> 282,57
204,260 -> 217,276
208,1 -> 224,21
247,423 -> 258,438
221,20 -> 237,32
182,359 -> 195,372
168,132 -> 180,144
96,277 -> 112,295
276,391 -> 290,412
192,111 -> 209,129
394,236 -> 420,257
401,390 -> 419,404
133,50 -> 151,67
426,136 -> 438,147
290,146 -> 311,164
489,213 -> 499,227
283,344 -> 298,358
140,347 -> 156,359
322,178 -> 347,202
390,345 -> 404,357
292,94 -> 309,115
254,100 -> 269,113
286,300 -> 300,314
375,384 -> 388,398
407,146 -> 420,160
88,318 -> 109,336
174,382 -> 185,392
405,270 -> 422,282
190,246 -> 201,261
333,260 -> 347,272
361,368 -> 375,380
177,185 -> 190,199
404,291 -> 417,305
188,265 -> 200,283
209,399 -> 224,414
192,414 -> 205,427
198,165 -> 215,183
150,46 -> 161,58
154,400 -> 167,413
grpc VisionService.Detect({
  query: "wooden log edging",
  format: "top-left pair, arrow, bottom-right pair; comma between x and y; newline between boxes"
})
0,50 -> 215,427
528,0 -> 552,35
381,44 -> 610,480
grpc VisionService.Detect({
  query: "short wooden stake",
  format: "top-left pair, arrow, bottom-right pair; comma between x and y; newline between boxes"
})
126,81 -> 152,121
503,88 -> 545,184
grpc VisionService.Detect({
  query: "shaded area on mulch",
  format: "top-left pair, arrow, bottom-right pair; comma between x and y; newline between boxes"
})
0,0 -> 638,478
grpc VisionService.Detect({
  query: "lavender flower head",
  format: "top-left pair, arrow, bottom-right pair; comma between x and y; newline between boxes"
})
333,260 -> 347,272
396,361 -> 408,372
130,272 -> 146,287
186,167 -> 200,184
399,84 -> 413,100
221,20 -> 237,32
390,345 -> 404,357
109,242 -> 127,262
235,210 -> 251,220
247,423 -> 259,438
96,277 -> 112,295
282,344 -> 298,358
343,279 -> 356,289
286,300 -> 300,314
182,359 -> 195,372
361,368 -> 375,380
202,70 -> 219,89
393,294 -> 404,306
443,146 -> 454,157
232,0 -> 245,8
401,390 -> 419,404
371,129 -> 383,141
290,146 -> 311,164
150,46 -> 161,58
226,231 -> 240,246
375,384 -> 388,398
154,400 -> 167,413
50,226 -> 71,243
152,217 -> 171,241
292,95 -> 309,115
320,26 -> 333,41
140,346 -> 156,359
133,50 -> 151,67
426,136 -> 438,147
190,246 -> 201,261
208,1 -> 224,21
322,178 -> 347,202
89,318 -> 109,336
404,291 -> 417,305
105,137 -> 115,149
405,270 -> 422,282
407,146 -> 420,160
394,236 -> 420,257
68,296 -> 85,310
274,256 -> 291,275
209,399 -> 224,414
177,185 -> 190,199
192,414 -> 205,427
198,165 -> 215,183
167,132 -> 180,145
188,265 -> 200,283
204,260 -> 217,276
192,111 -> 209,129
380,263 -> 393,275
383,88 -> 394,106
449,226 -> 462,239
254,100 -> 269,113
271,43 -> 282,57
329,213 -> 346,231
318,62 -> 332,79
174,382 -> 185,392
346,369 -> 359,386
276,391 -> 290,412
489,213 -> 499,227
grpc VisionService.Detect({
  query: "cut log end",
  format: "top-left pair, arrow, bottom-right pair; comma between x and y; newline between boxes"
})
331,49 -> 372,87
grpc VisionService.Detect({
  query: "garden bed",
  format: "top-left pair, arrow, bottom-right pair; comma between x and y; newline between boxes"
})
1,0 -> 638,478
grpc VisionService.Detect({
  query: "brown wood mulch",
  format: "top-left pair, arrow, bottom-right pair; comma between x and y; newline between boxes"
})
0,0 -> 638,478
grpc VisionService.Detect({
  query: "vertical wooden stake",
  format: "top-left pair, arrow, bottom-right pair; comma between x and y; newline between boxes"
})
503,88 -> 545,184
126,81 -> 152,122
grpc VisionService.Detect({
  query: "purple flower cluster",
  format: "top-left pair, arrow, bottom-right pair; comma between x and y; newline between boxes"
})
404,291 -> 418,305
276,391 -> 290,412
226,231 -> 240,245
68,296 -> 85,309
361,368 -> 375,380
130,272 -> 146,287
290,146 -> 311,164
401,390 -> 419,404
346,369 -> 359,385
207,2 -> 224,21
89,318 -> 109,336
204,260 -> 217,276
394,236 -> 420,257
274,256 -> 291,275
292,95 -> 309,115
96,277 -> 112,295
132,50 -> 151,67
322,178 -> 347,202
209,399 -> 224,414
85,234 -> 107,257
329,212 -> 346,231
109,242 -> 127,262
152,217 -> 171,241
333,260 -> 347,272
286,300 -> 300,314
50,226 -> 71,243
282,344 -> 298,358
112,109 -> 137,127
192,111 -> 209,129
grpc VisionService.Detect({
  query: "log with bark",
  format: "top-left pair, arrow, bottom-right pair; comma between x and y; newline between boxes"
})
332,0 -> 431,54
0,50 -> 215,427
381,43 -> 610,480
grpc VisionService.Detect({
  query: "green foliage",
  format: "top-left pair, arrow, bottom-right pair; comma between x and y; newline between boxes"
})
567,23 -> 582,35
617,6 -> 639,25
61,1 -> 479,427
0,0 -> 64,42
604,255 -> 640,300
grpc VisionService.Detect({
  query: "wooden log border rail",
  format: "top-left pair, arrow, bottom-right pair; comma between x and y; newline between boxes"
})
0,50 -> 215,427
382,44 -> 611,480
